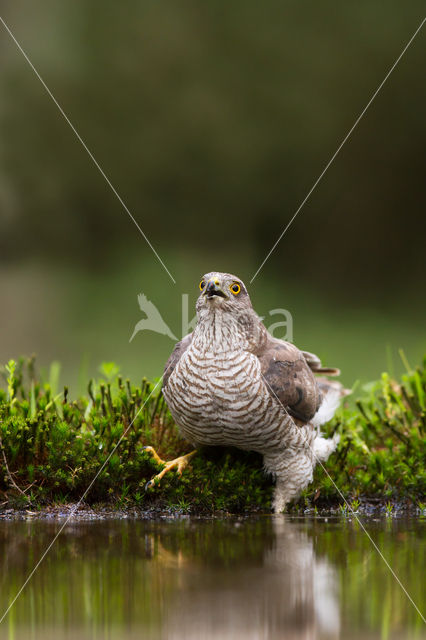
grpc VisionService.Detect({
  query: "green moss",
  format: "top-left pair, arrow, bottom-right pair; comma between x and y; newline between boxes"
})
298,356 -> 426,510
0,355 -> 424,513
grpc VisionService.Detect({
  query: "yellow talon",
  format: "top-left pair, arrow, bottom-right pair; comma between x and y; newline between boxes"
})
144,448 -> 196,490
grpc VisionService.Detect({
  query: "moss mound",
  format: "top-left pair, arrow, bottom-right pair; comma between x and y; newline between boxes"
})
0,356 -> 424,513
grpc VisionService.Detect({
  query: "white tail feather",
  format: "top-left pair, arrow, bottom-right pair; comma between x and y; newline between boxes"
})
311,388 -> 341,428
311,388 -> 342,462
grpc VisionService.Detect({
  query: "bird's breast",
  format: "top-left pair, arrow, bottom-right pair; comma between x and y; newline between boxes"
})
163,346 -> 281,449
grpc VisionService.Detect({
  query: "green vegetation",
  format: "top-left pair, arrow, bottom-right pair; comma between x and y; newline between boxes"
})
310,354 -> 426,510
0,356 -> 424,513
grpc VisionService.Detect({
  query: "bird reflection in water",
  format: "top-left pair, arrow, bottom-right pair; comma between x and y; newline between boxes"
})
146,516 -> 340,640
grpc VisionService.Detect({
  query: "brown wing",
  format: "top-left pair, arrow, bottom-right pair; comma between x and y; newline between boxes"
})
163,333 -> 193,387
256,337 -> 321,423
301,350 -> 340,376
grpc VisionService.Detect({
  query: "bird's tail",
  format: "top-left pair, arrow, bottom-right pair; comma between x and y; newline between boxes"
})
312,378 -> 351,427
310,379 -> 351,461
312,387 -> 342,428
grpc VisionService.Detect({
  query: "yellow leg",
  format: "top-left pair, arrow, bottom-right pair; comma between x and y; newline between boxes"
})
144,447 -> 197,490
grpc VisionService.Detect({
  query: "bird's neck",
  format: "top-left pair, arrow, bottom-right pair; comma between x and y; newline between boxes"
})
192,309 -> 264,354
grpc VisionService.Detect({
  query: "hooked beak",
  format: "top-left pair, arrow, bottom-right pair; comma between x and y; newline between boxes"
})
204,279 -> 227,299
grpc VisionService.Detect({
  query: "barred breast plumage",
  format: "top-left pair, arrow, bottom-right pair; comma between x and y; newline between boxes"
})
162,271 -> 344,512
164,344 -> 311,452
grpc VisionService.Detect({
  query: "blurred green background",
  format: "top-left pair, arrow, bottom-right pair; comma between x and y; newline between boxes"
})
0,1 -> 425,392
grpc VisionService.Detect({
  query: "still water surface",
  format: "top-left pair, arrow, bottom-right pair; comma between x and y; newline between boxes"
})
0,515 -> 424,639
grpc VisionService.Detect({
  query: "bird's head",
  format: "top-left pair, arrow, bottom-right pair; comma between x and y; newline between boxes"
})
196,272 -> 251,311
194,272 -> 261,349
194,271 -> 263,350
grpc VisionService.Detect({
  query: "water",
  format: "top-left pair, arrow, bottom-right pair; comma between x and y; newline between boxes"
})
0,515 -> 424,639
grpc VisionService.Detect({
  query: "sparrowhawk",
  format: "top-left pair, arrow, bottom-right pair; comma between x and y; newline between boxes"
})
146,271 -> 345,512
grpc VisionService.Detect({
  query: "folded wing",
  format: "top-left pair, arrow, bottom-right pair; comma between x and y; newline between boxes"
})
256,338 -> 322,423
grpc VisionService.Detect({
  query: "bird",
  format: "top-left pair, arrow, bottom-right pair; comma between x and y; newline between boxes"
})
129,293 -> 177,343
145,271 -> 347,512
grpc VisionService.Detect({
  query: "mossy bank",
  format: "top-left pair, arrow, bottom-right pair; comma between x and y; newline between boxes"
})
0,356 -> 425,515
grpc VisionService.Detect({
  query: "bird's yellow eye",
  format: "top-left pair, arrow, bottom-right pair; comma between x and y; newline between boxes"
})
230,283 -> 241,295
199,280 -> 206,291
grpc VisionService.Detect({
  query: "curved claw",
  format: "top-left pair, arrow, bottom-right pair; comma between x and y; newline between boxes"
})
145,479 -> 155,491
